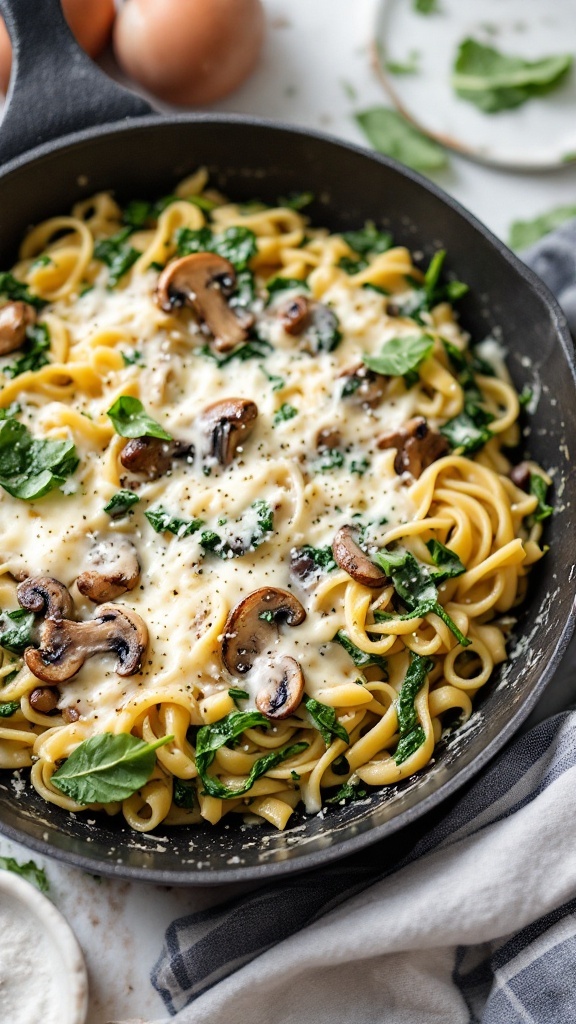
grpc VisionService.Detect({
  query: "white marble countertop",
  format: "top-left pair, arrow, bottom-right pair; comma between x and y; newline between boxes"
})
1,3 -> 576,1022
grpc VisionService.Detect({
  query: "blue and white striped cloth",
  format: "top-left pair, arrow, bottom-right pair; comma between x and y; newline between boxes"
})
150,227 -> 576,1024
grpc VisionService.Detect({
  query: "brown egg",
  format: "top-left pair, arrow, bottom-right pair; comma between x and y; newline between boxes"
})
0,0 -> 116,93
113,0 -> 265,107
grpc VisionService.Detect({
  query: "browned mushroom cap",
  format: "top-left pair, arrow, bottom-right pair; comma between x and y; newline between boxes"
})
338,363 -> 388,408
76,538 -> 140,604
316,427 -> 342,451
200,397 -> 258,466
255,656 -> 304,720
0,301 -> 36,355
332,526 -> 388,589
17,576 -> 74,621
222,588 -> 306,719
24,603 -> 148,683
377,417 -> 448,478
155,253 -> 254,352
120,437 -> 193,480
29,686 -> 59,714
278,294 -> 311,335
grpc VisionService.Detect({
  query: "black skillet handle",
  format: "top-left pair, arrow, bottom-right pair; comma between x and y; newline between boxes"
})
0,0 -> 152,165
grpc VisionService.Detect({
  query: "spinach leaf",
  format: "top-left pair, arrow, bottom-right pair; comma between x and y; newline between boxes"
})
509,205 -> 576,250
0,856 -> 49,892
4,323 -> 50,379
103,489 -> 140,518
0,609 -> 34,654
425,538 -> 466,582
0,419 -> 79,500
355,108 -> 447,172
228,687 -> 249,704
395,725 -> 426,765
107,396 -> 172,440
51,732 -> 173,804
274,402 -> 298,424
199,741 -> 308,800
195,709 -> 269,796
530,473 -> 553,522
333,630 -> 388,672
0,700 -> 20,717
375,545 -> 470,646
175,225 -> 257,271
338,256 -> 367,275
94,228 -> 140,287
452,38 -> 573,114
278,191 -> 314,211
173,779 -> 195,809
440,406 -> 493,454
413,0 -> 438,12
198,500 -> 274,557
145,505 -> 204,537
363,333 -> 433,377
316,448 -> 344,472
399,250 -> 468,321
394,652 -> 433,765
327,780 -> 368,804
350,457 -> 370,476
295,545 -> 337,573
198,337 -> 271,366
342,223 -> 394,256
304,696 -> 349,746
0,272 -> 46,310
121,349 -> 145,367
266,276 -> 310,302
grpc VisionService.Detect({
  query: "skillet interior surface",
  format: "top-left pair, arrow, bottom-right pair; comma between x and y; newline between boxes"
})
0,117 -> 574,884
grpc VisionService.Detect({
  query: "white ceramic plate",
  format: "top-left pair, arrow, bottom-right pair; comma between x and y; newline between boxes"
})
0,870 -> 88,1024
374,0 -> 576,169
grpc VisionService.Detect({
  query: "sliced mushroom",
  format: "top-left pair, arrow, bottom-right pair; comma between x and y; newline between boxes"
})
338,363 -> 388,408
156,253 -> 254,352
0,301 -> 36,355
222,588 -> 306,720
275,296 -> 340,354
377,417 -> 449,478
76,538 -> 140,604
278,294 -> 311,335
29,686 -> 59,714
200,397 -> 258,466
17,576 -> 74,621
21,601 -> 148,684
120,437 -> 193,480
332,525 -> 388,589
510,461 -> 531,491
316,427 -> 342,451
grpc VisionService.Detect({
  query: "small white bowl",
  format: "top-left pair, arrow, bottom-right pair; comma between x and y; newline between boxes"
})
0,869 -> 88,1024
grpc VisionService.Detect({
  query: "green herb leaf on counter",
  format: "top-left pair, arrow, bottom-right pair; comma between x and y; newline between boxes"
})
278,191 -> 315,211
0,609 -> 34,654
413,0 -> 439,13
107,396 -> 172,440
4,323 -> 50,379
304,696 -> 349,746
327,779 -> 368,804
0,856 -> 49,892
385,51 -> 420,76
334,630 -> 388,672
394,652 -> 434,765
51,732 -> 173,804
363,333 -> 433,378
145,505 -> 204,538
0,419 -> 79,501
0,272 -> 46,310
509,205 -> 576,250
103,489 -> 140,519
342,223 -> 394,257
266,276 -> 310,302
355,108 -> 447,172
173,779 -> 195,809
0,700 -> 20,717
530,473 -> 553,522
94,228 -> 140,287
452,38 -> 573,114
374,544 -> 470,647
274,402 -> 298,424
175,225 -> 257,272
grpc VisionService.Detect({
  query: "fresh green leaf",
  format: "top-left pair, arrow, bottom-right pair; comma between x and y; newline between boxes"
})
107,396 -> 172,440
31,254 -> 54,270
121,349 -> 145,367
333,630 -> 388,672
0,402 -> 20,420
0,272 -> 46,310
103,489 -> 140,518
278,191 -> 314,211
350,457 -> 370,476
274,402 -> 298,424
0,419 -> 79,501
145,505 -> 204,537
385,52 -> 420,76
317,448 -> 344,472
509,205 -> 576,250
374,546 -> 470,646
0,609 -> 34,654
342,223 -> 393,256
452,38 -> 573,114
4,323 -> 50,379
393,652 -> 433,764
0,700 -> 20,717
413,0 -> 439,12
259,364 -> 285,391
198,337 -> 271,367
294,545 -> 337,573
94,228 -> 140,287
395,725 -> 426,764
425,539 -> 466,582
228,687 -> 249,704
518,385 -> 533,408
122,199 -> 154,229
363,333 -> 433,378
530,473 -> 553,522
304,696 -> 349,746
327,779 -> 368,803
199,740 -> 308,799
266,276 -> 310,302
338,256 -> 367,275
0,856 -> 49,892
173,779 -> 195,809
195,709 -> 268,774
355,107 -> 447,172
175,225 -> 257,272
440,406 -> 493,454
51,732 -> 173,804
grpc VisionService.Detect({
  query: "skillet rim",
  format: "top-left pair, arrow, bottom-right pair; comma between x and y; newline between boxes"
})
0,112 -> 574,885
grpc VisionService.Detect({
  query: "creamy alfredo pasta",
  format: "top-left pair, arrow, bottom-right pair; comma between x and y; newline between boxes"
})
0,169 -> 551,833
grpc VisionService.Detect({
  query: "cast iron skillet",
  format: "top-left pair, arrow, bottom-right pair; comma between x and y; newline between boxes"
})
0,0 -> 574,886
